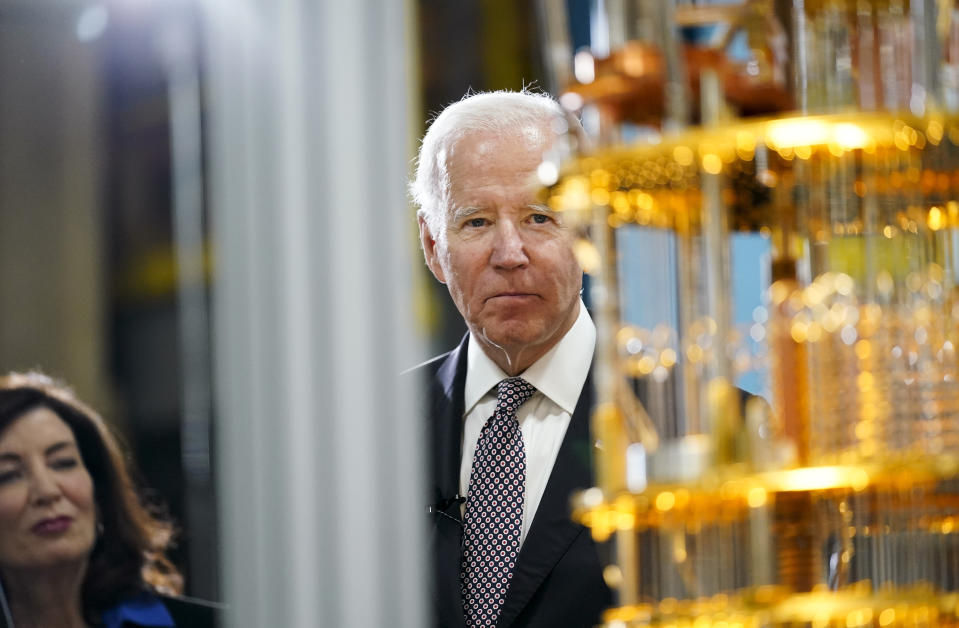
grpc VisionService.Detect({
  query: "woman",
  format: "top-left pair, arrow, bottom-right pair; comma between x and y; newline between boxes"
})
0,371 -> 216,627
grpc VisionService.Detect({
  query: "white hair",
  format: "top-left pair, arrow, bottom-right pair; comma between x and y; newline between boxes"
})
410,90 -> 565,248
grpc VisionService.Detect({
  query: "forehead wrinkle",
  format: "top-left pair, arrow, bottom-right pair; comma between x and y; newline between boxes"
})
452,124 -> 550,165
468,124 -> 549,153
520,124 -> 550,146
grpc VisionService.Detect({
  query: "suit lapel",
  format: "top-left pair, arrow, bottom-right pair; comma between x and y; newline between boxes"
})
429,336 -> 468,628
496,372 -> 595,628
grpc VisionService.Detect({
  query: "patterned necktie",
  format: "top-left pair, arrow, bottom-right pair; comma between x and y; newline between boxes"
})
461,377 -> 537,627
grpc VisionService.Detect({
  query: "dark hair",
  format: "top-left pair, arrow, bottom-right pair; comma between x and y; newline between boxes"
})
0,371 -> 182,622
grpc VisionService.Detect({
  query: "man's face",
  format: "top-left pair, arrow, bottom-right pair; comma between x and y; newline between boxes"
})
420,126 -> 583,373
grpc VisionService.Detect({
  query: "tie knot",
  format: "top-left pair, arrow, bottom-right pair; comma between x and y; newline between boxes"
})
496,377 -> 537,413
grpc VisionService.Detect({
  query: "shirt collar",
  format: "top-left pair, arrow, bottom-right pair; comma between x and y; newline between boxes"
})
464,300 -> 595,416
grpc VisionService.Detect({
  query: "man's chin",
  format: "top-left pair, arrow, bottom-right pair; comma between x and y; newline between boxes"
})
476,322 -> 544,353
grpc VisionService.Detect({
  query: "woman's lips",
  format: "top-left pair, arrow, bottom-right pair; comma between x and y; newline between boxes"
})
31,516 -> 73,535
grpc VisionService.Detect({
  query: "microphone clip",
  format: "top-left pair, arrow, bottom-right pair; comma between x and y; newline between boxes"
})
428,494 -> 466,525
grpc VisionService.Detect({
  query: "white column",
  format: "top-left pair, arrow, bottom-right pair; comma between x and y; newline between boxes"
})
202,1 -> 424,626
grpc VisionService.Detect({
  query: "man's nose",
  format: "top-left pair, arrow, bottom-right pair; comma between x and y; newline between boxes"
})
490,221 -> 529,269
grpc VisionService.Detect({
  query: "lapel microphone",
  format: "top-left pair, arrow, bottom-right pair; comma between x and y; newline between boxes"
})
428,494 -> 466,525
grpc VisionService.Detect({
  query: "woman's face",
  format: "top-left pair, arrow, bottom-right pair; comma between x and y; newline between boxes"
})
0,406 -> 97,572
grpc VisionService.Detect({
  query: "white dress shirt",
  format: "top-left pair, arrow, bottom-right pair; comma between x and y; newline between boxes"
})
460,300 -> 595,545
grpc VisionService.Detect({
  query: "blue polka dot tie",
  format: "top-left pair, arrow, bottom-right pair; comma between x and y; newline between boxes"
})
461,377 -> 537,627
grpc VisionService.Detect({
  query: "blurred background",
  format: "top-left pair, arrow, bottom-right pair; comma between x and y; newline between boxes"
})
0,0 -> 588,624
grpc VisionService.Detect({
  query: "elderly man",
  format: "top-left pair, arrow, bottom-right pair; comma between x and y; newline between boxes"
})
412,91 -> 612,628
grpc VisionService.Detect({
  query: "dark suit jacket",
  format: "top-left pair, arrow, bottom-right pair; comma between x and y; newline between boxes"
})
162,594 -> 221,627
418,335 -> 612,628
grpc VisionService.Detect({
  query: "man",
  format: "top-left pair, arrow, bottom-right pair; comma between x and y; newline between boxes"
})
411,90 -> 612,628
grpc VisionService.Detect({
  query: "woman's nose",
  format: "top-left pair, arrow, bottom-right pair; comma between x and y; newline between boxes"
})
30,469 -> 62,505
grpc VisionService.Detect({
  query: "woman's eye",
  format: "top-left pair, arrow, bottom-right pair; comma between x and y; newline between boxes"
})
50,457 -> 78,471
0,469 -> 21,485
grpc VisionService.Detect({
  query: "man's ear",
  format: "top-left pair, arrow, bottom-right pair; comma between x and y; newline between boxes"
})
419,215 -> 447,284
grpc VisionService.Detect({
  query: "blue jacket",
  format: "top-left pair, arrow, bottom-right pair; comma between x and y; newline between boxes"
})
102,593 -> 174,628
101,592 -> 219,628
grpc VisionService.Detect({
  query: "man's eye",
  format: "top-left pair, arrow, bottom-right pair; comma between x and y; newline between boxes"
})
0,469 -> 21,485
530,214 -> 551,224
466,218 -> 487,228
